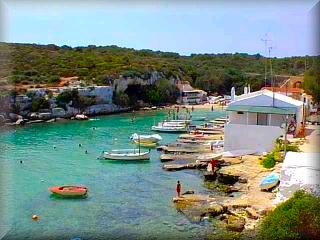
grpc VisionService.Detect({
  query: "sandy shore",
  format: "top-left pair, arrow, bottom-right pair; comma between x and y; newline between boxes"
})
167,103 -> 227,111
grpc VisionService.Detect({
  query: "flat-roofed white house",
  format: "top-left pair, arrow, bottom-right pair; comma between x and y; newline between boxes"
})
176,81 -> 207,105
224,89 -> 303,153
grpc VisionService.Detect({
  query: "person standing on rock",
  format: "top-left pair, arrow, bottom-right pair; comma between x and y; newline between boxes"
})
210,159 -> 217,172
176,181 -> 181,197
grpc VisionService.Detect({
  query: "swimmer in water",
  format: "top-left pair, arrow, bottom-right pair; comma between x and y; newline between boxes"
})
20,160 -> 23,164
85,150 -> 88,154
79,143 -> 82,147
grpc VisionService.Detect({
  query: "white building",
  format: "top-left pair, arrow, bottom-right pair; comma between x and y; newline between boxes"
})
224,89 -> 303,153
176,81 -> 207,105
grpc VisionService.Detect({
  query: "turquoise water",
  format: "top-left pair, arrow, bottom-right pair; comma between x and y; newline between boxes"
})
0,109 -> 226,240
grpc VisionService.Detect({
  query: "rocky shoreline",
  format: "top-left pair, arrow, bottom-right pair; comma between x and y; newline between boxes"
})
171,154 -> 282,237
0,104 -> 175,130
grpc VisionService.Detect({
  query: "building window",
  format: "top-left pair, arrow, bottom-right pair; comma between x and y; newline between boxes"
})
257,113 -> 268,126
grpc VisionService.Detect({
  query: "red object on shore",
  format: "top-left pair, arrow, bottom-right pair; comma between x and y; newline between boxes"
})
49,185 -> 88,197
176,182 -> 181,197
210,159 -> 217,171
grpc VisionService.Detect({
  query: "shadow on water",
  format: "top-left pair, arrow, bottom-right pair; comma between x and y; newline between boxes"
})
49,193 -> 89,201
99,159 -> 150,165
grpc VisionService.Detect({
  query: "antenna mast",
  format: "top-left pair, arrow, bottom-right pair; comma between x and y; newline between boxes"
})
261,34 -> 271,87
268,46 -> 275,107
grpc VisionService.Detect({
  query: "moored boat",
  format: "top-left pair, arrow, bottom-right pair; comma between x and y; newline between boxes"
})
151,125 -> 188,132
49,185 -> 88,197
132,140 -> 158,148
260,173 -> 280,190
179,133 -> 224,141
102,149 -> 150,160
130,133 -> 162,143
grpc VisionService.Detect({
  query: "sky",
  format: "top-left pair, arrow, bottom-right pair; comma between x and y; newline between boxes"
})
0,0 -> 319,57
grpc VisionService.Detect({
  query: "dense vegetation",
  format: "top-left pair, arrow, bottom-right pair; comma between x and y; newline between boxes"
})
261,138 -> 300,168
55,89 -> 96,111
303,58 -> 320,103
258,190 -> 320,240
0,42 -> 317,96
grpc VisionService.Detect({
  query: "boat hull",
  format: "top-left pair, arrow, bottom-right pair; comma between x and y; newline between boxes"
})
130,133 -> 162,143
260,173 -> 280,190
133,140 -> 157,148
151,126 -> 188,132
49,186 -> 88,197
103,152 -> 150,160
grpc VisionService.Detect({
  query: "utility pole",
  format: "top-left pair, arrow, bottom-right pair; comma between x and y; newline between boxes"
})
268,46 -> 275,107
284,114 -> 288,157
261,34 -> 271,87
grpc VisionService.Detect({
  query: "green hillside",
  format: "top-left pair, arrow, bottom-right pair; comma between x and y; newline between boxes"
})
0,42 -> 317,94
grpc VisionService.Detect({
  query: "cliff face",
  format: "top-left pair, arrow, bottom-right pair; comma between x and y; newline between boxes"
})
112,71 -> 179,92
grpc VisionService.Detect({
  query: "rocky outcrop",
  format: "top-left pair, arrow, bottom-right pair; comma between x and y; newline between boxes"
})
225,215 -> 246,232
75,114 -> 89,120
113,71 -> 167,92
163,162 -> 207,171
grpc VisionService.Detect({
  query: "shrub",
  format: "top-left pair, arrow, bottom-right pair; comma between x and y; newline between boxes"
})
47,75 -> 60,83
31,97 -> 49,112
286,144 -> 300,152
113,91 -> 130,107
261,152 -> 276,168
257,190 -> 320,240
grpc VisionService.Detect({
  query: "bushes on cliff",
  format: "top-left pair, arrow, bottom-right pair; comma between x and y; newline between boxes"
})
56,89 -> 79,108
56,89 -> 95,110
113,91 -> 130,107
31,97 -> 50,112
3,42 -> 314,97
257,190 -> 320,240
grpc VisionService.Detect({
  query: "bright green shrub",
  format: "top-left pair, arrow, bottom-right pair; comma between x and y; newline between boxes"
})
261,153 -> 276,168
258,190 -> 320,240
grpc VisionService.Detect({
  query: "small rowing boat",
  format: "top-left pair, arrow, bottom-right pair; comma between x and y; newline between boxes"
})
133,140 -> 158,148
260,173 -> 280,190
49,185 -> 88,197
102,149 -> 150,160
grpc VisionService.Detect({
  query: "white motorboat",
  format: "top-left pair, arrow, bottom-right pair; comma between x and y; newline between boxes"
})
102,149 -> 150,160
151,125 -> 188,132
130,133 -> 162,143
151,120 -> 189,132
208,140 -> 224,148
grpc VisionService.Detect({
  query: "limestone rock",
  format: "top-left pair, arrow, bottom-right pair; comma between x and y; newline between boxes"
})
15,119 -> 25,125
46,118 -> 56,123
75,114 -> 89,120
38,112 -> 52,120
217,172 -> 239,185
9,113 -> 22,121
182,190 -> 195,195
245,207 -> 260,220
207,203 -> 226,216
226,215 -> 246,232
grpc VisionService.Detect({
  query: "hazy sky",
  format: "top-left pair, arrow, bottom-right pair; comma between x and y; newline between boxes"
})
0,0 -> 318,57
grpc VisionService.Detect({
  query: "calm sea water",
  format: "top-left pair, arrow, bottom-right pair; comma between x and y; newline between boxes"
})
0,109 -> 226,240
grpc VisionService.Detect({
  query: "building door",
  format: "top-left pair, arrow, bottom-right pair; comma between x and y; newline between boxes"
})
257,113 -> 268,125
